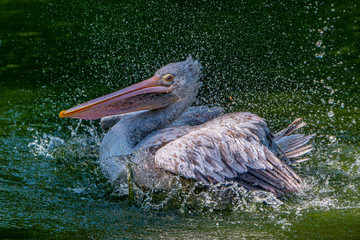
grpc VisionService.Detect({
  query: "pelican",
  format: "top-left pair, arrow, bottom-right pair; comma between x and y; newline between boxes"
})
60,56 -> 314,197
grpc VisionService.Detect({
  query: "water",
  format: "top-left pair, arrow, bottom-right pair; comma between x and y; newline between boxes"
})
1,0 -> 359,239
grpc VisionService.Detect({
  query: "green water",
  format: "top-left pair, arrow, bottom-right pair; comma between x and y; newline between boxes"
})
1,0 -> 359,239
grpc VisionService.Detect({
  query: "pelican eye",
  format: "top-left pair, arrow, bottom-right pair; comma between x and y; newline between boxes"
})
163,74 -> 174,82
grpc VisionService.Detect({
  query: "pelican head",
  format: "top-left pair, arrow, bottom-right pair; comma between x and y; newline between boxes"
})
154,56 -> 202,101
59,55 -> 202,120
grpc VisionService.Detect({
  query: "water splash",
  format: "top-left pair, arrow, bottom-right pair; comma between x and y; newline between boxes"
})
28,121 -> 103,160
28,132 -> 65,158
125,179 -> 284,213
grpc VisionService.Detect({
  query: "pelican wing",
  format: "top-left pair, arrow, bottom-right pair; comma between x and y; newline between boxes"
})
169,106 -> 225,127
135,106 -> 224,153
138,126 -> 195,154
154,112 -> 302,196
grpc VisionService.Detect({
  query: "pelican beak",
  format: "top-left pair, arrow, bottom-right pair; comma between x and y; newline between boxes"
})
59,76 -> 177,120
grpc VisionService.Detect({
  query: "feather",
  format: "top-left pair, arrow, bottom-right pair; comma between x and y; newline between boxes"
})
154,112 -> 312,196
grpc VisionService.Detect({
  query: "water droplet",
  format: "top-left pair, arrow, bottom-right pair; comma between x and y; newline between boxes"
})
315,52 -> 325,58
316,40 -> 323,47
327,110 -> 334,118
